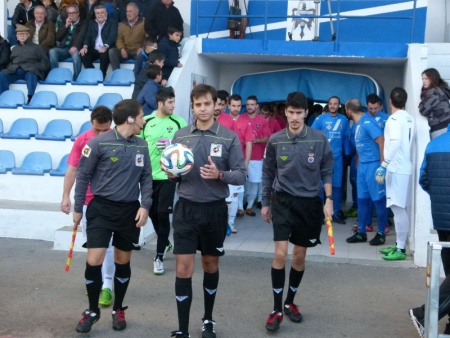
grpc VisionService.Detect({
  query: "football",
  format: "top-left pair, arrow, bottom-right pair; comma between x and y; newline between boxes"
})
160,143 -> 195,177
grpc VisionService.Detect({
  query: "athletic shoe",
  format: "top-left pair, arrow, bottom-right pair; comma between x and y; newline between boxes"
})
284,304 -> 303,323
163,241 -> 173,259
202,319 -> 216,338
246,208 -> 256,216
379,244 -> 397,255
346,231 -> 367,243
382,249 -> 406,261
236,209 -> 245,217
409,308 -> 425,338
369,232 -> 385,246
76,309 -> 100,333
265,311 -> 283,332
345,207 -> 358,218
170,331 -> 191,338
226,225 -> 232,236
365,225 -> 373,232
337,209 -> 347,220
99,288 -> 113,306
112,306 -> 127,331
332,214 -> 346,224
154,257 -> 164,275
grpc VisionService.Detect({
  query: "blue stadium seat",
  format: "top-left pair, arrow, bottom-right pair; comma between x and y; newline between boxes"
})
104,69 -> 135,86
56,92 -> 91,110
71,68 -> 103,85
94,93 -> 123,110
0,150 -> 15,174
1,118 -> 38,139
24,91 -> 58,109
0,118 -> 3,134
71,121 -> 91,141
11,151 -> 52,176
0,90 -> 26,108
50,154 -> 69,176
35,119 -> 73,141
39,68 -> 73,85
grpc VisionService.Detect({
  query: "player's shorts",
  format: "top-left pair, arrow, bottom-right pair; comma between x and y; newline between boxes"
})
357,161 -> 386,201
86,196 -> 141,251
386,172 -> 411,208
172,197 -> 228,256
248,160 -> 263,183
150,180 -> 176,215
228,0 -> 248,15
332,155 -> 343,188
271,192 -> 323,247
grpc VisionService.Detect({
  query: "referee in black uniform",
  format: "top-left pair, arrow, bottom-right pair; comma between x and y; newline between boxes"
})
168,84 -> 246,338
262,92 -> 334,332
73,99 -> 152,333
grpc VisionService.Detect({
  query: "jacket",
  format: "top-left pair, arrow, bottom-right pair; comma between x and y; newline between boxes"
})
26,18 -> 56,54
144,1 -> 183,41
419,86 -> 450,132
419,125 -> 450,231
115,16 -> 146,53
83,18 -> 118,49
11,0 -> 40,27
137,80 -> 161,116
0,37 -> 11,70
55,18 -> 88,50
158,36 -> 179,79
2,40 -> 49,80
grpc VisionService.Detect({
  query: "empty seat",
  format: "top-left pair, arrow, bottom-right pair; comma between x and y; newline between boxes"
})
71,68 -> 103,85
104,69 -> 135,86
11,151 -> 52,175
0,90 -> 26,108
0,150 -> 15,174
71,121 -> 91,141
56,92 -> 91,111
94,93 -> 123,110
1,118 -> 38,139
50,154 -> 69,176
35,119 -> 73,141
24,91 -> 58,109
0,118 -> 3,134
39,68 -> 73,85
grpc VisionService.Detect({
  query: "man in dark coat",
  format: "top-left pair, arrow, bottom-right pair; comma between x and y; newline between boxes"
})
144,0 -> 183,42
12,0 -> 41,28
0,34 -> 11,70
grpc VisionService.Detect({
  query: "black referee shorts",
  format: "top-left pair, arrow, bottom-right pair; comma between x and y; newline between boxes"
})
172,197 -> 228,256
271,192 -> 323,248
86,196 -> 141,251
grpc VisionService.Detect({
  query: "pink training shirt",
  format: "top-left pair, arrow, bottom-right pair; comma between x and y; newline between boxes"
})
239,113 -> 271,160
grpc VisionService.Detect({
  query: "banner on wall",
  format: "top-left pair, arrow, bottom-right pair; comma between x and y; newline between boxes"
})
286,0 -> 320,41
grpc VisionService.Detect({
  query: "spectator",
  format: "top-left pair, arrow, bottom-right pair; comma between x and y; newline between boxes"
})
25,5 -> 56,55
0,25 -> 49,103
133,38 -> 157,77
158,26 -> 182,80
50,4 -> 87,80
419,68 -> 450,140
80,4 -> 118,79
132,49 -> 165,99
137,65 -> 163,116
0,34 -> 11,70
42,0 -> 59,23
144,0 -> 183,42
12,0 -> 40,28
108,2 -> 146,70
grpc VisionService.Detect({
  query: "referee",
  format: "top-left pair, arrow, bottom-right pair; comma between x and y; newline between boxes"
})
73,99 -> 152,333
262,92 -> 334,332
169,84 -> 246,338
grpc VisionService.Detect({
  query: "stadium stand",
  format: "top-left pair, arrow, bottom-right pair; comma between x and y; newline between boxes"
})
0,90 -> 26,108
49,154 -> 70,177
0,150 -> 15,174
1,118 -> 38,139
35,119 -> 73,141
24,91 -> 58,109
104,69 -> 135,86
56,92 -> 91,111
94,93 -> 123,110
11,151 -> 52,176
71,68 -> 104,85
39,68 -> 73,85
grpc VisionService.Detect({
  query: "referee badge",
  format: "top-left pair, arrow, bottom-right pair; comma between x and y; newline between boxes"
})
308,153 -> 315,163
210,143 -> 222,157
135,154 -> 144,167
82,145 -> 91,158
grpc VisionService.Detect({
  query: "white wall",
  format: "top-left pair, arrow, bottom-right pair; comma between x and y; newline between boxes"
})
425,0 -> 447,42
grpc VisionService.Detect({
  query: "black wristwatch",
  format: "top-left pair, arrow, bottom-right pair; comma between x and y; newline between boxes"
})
325,195 -> 333,201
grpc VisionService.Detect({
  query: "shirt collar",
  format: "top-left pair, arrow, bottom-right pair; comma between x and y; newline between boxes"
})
114,127 -> 137,143
190,120 -> 220,135
285,125 -> 307,140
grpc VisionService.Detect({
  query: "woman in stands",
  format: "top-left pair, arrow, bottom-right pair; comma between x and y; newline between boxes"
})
419,68 -> 450,139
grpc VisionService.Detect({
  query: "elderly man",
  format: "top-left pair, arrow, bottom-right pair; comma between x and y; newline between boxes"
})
25,5 -> 55,55
108,2 -> 146,70
49,4 -> 87,80
0,25 -> 49,103
80,4 -> 118,79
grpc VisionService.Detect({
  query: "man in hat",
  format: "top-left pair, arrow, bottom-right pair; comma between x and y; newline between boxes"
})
0,25 -> 49,103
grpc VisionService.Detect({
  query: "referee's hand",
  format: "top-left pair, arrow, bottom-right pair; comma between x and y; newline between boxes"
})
135,207 -> 149,227
261,206 -> 271,223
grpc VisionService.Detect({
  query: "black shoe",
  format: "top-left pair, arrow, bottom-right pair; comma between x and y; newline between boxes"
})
369,232 -> 386,246
284,304 -> 303,323
112,306 -> 128,331
265,311 -> 283,332
332,214 -> 346,224
256,201 -> 262,209
202,319 -> 216,338
76,309 -> 100,333
409,308 -> 424,338
346,231 -> 367,243
170,331 -> 191,338
337,209 -> 347,220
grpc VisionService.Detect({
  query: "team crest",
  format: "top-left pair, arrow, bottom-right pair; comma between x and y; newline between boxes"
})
326,124 -> 332,130
167,126 -> 173,133
256,124 -> 261,129
135,154 -> 144,167
82,145 -> 91,158
210,143 -> 222,157
307,152 -> 315,163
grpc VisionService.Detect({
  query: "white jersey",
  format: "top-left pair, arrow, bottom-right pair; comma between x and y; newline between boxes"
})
384,110 -> 415,174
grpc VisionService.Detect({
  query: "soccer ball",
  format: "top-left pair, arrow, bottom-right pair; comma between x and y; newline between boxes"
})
160,143 -> 195,177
